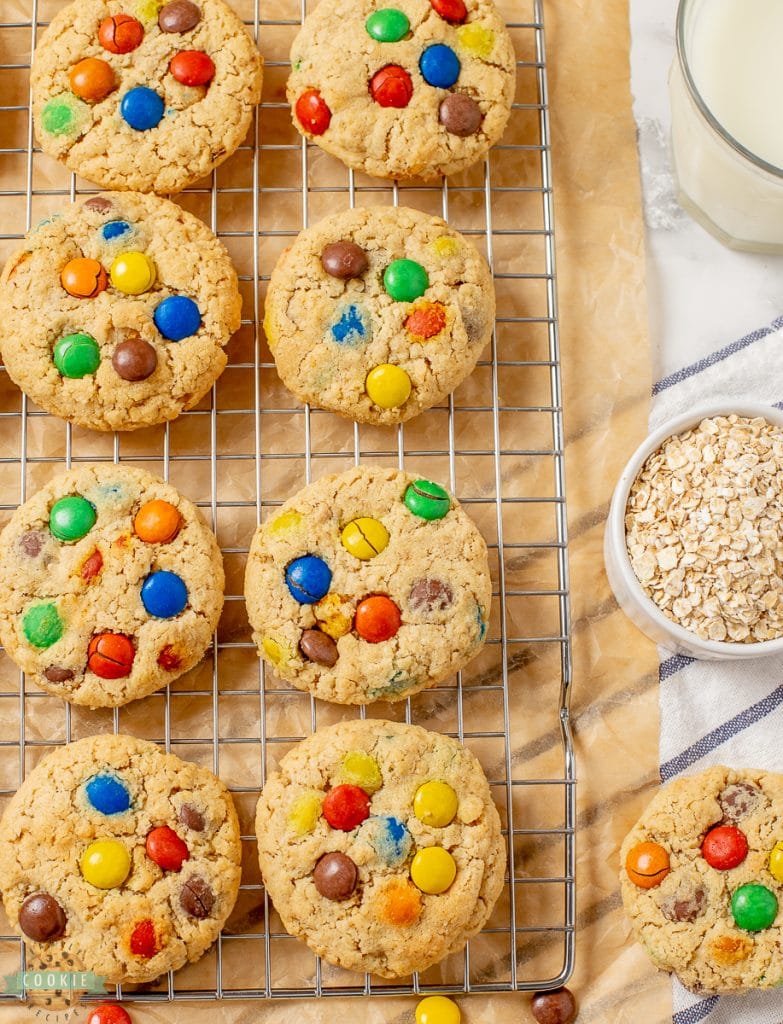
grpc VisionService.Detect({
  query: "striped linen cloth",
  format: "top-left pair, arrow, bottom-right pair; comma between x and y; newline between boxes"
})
631,2 -> 783,1022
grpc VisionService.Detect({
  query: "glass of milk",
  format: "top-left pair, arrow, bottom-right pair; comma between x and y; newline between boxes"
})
670,0 -> 783,251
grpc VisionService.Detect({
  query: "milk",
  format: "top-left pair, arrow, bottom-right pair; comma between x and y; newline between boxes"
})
670,0 -> 783,251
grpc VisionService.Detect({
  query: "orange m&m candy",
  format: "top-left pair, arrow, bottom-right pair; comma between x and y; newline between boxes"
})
98,14 -> 144,54
69,58 -> 115,102
61,258 -> 108,299
377,879 -> 422,926
354,594 -> 401,643
405,302 -> 447,340
625,841 -> 670,889
134,500 -> 182,544
87,632 -> 135,679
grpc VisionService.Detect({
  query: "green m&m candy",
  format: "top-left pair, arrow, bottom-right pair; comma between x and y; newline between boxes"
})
22,602 -> 63,648
731,883 -> 778,932
366,8 -> 410,41
383,259 -> 429,303
49,495 -> 96,542
404,479 -> 450,520
40,95 -> 89,137
53,333 -> 101,378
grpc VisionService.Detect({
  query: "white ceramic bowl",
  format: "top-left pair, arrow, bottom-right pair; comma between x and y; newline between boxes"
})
604,401 -> 783,660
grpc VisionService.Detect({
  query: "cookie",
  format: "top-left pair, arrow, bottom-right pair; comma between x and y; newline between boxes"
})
244,466 -> 491,704
288,0 -> 515,180
0,734 -> 241,985
255,718 -> 505,977
620,766 -> 783,995
31,0 -> 262,193
264,206 -> 495,425
0,464 -> 224,708
0,192 -> 241,431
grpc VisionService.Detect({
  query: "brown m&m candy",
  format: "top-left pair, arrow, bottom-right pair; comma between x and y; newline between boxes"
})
98,14 -> 144,54
180,875 -> 215,918
409,577 -> 453,613
719,781 -> 761,823
69,58 -> 115,103
530,987 -> 577,1024
61,258 -> 108,299
439,94 -> 482,137
19,892 -> 67,941
321,241 -> 368,279
625,840 -> 670,889
179,803 -> 205,831
19,530 -> 44,557
159,0 -> 202,33
313,851 -> 358,901
44,665 -> 74,683
83,197 -> 113,214
299,628 -> 338,666
112,334 -> 157,381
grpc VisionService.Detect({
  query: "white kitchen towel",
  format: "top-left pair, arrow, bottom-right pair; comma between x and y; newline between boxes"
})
629,1 -> 783,1021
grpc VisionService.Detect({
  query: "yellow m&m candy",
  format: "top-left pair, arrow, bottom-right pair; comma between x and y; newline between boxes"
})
80,838 -> 131,888
365,364 -> 411,409
410,846 -> 456,894
414,781 -> 458,828
769,841 -> 783,883
416,996 -> 461,1024
341,517 -> 389,560
110,251 -> 156,294
340,751 -> 382,793
289,792 -> 323,836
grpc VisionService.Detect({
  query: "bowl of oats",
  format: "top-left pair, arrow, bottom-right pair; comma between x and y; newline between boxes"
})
605,404 -> 783,658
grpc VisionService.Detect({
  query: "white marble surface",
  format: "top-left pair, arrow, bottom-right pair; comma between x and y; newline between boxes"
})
630,0 -> 783,384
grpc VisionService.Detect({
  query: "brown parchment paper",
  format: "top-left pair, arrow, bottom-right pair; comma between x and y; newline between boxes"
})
0,0 -> 667,1020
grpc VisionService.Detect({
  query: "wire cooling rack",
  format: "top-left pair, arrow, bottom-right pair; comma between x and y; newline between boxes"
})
0,0 -> 575,1005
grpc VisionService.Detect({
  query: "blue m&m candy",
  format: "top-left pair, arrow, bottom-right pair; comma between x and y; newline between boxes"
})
85,773 -> 131,815
419,44 -> 461,89
102,220 -> 131,240
141,570 -> 188,618
120,87 -> 164,131
153,295 -> 201,341
285,555 -> 332,604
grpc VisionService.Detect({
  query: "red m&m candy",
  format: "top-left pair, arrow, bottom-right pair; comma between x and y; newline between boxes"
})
431,0 -> 467,22
702,825 -> 748,870
323,784 -> 371,831
169,50 -> 215,86
87,632 -> 135,679
86,1005 -> 132,1024
129,918 -> 159,958
370,65 -> 413,108
354,594 -> 401,643
98,14 -> 144,54
295,90 -> 331,135
146,825 -> 190,871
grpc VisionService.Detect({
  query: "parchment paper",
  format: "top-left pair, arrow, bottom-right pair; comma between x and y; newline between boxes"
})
0,0 -> 666,1020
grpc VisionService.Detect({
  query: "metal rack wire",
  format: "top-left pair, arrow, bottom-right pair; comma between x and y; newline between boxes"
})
0,0 -> 575,1005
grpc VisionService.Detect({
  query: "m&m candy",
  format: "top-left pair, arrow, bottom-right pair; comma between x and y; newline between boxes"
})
383,259 -> 429,302
129,918 -> 159,958
112,335 -> 158,381
439,94 -> 482,136
321,241 -> 368,279
340,751 -> 382,793
80,838 -> 131,888
322,784 -> 371,831
98,14 -> 144,54
86,1005 -> 132,1024
50,495 -> 96,541
87,632 -> 135,679
146,825 -> 190,871
530,989 -> 578,1024
299,628 -> 339,666
102,220 -> 131,240
170,50 -> 216,87
416,996 -> 461,1024
366,364 -> 411,409
81,549 -> 103,581
625,841 -> 670,889
370,65 -> 413,108
366,8 -> 410,42
85,773 -> 131,815
289,791 -> 323,836
285,555 -> 332,604
769,841 -> 783,883
410,846 -> 456,894
69,58 -> 115,103
430,0 -> 467,23
141,570 -> 188,618
404,480 -> 450,520
120,87 -> 165,131
313,851 -> 358,900
110,251 -> 155,295
378,878 -> 421,925
354,594 -> 401,643
295,90 -> 332,135
414,781 -> 458,827
405,302 -> 446,339
159,0 -> 202,32
135,499 -> 182,543
701,825 -> 748,870
153,295 -> 201,341
61,257 -> 108,298
19,892 -> 68,942
364,815 -> 412,866
158,644 -> 183,671
341,517 -> 389,559
22,603 -> 63,648
53,332 -> 101,378
419,44 -> 461,89
731,883 -> 778,931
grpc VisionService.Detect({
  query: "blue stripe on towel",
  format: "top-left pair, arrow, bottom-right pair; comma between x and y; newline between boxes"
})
652,315 -> 783,395
660,685 -> 783,781
672,996 -> 720,1023
660,654 -> 696,682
